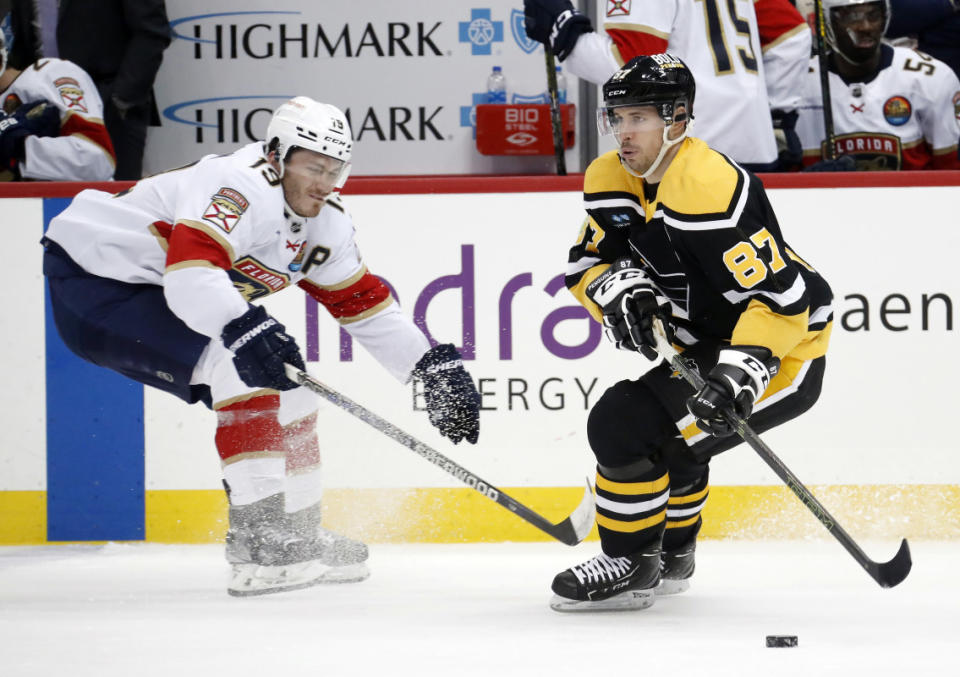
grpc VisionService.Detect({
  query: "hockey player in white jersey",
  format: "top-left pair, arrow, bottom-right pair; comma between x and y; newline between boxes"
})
795,0 -> 960,170
41,97 -> 482,596
0,33 -> 115,181
523,0 -> 812,169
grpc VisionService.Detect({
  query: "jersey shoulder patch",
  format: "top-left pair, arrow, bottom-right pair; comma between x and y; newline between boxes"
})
202,187 -> 250,234
53,75 -> 88,113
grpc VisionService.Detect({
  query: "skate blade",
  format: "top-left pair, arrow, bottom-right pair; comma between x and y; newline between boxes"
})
549,588 -> 655,612
228,561 -> 370,597
655,578 -> 690,596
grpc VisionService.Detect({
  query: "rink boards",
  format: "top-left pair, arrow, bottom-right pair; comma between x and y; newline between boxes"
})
1,173 -> 958,545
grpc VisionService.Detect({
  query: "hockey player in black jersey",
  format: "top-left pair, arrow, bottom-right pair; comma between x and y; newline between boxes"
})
552,54 -> 833,611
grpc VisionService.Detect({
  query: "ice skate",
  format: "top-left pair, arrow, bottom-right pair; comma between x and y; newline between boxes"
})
549,543 -> 661,612
657,535 -> 696,596
225,496 -> 369,597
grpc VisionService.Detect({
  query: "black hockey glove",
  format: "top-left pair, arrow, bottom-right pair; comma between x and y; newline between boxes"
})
0,100 -> 61,170
771,109 -> 802,171
523,0 -> 594,61
686,346 -> 780,437
804,154 -> 857,172
586,257 -> 672,361
221,305 -> 305,392
413,344 -> 481,445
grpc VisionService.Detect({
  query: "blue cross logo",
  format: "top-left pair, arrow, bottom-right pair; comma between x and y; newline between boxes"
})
460,92 -> 487,138
459,9 -> 504,55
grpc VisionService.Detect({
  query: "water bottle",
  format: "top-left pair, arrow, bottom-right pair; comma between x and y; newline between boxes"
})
486,66 -> 506,104
556,66 -> 568,104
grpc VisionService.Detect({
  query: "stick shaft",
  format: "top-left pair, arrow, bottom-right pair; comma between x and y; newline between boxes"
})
650,321 -> 910,587
286,365 -> 592,545
544,47 -> 567,175
813,0 -> 837,159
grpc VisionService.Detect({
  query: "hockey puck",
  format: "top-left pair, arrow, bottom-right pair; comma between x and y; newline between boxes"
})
765,635 -> 798,648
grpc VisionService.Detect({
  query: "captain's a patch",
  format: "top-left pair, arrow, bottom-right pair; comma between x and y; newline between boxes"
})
202,187 -> 250,233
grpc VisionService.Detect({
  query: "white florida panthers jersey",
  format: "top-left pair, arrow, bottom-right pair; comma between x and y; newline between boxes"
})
2,58 -> 115,180
564,0 -> 812,165
45,142 -> 430,382
795,45 -> 960,170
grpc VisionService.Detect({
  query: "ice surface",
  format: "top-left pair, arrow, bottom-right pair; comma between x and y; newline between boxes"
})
1,540 -> 957,676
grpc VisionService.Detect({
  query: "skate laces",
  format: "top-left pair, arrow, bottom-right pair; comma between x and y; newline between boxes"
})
571,553 -> 634,585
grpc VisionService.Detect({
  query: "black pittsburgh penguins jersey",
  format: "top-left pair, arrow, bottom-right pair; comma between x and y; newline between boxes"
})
566,138 -> 833,360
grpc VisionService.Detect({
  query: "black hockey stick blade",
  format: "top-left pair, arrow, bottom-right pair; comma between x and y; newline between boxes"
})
870,538 -> 912,588
284,364 -> 595,546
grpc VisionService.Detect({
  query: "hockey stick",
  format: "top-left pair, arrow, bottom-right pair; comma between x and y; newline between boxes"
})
649,321 -> 912,588
813,0 -> 838,160
284,364 -> 595,546
544,46 -> 567,176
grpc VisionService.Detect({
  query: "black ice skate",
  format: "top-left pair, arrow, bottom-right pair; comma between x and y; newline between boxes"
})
225,495 -> 369,597
550,543 -> 661,612
657,535 -> 696,596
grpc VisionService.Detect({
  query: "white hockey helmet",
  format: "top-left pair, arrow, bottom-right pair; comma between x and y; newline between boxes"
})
821,0 -> 890,62
265,96 -> 353,188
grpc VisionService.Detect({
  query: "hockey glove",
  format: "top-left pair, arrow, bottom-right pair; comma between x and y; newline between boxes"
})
804,154 -> 857,172
523,0 -> 594,61
771,109 -> 802,171
586,257 -> 672,360
0,100 -> 61,169
413,344 -> 481,445
686,346 -> 780,437
221,305 -> 306,392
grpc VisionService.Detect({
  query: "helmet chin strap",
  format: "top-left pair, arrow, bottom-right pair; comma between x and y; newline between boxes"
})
619,122 -> 690,180
834,27 -> 877,65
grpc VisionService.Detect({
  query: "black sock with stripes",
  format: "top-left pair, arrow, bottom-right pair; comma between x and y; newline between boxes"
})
595,463 -> 669,557
662,471 -> 709,552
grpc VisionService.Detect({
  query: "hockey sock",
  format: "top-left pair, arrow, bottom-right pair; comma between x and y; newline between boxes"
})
215,394 -> 285,506
283,411 -> 323,514
662,471 -> 709,551
595,464 -> 669,557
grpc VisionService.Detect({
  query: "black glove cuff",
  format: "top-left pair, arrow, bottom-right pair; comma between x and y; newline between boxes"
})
803,154 -> 857,172
414,343 -> 462,377
222,306 -> 273,351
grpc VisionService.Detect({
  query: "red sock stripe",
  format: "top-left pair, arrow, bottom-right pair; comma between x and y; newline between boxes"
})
215,395 -> 282,461
284,413 -> 320,471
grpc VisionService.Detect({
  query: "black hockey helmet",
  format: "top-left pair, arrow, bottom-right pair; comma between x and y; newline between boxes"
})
600,54 -> 696,129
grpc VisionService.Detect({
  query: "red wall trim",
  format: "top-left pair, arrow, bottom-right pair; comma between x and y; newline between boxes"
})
0,171 -> 957,199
